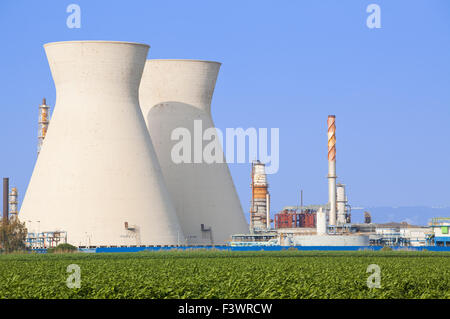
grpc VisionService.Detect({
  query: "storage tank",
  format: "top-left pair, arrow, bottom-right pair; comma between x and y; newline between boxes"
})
336,183 -> 347,225
139,59 -> 248,244
20,41 -> 184,247
316,207 -> 327,235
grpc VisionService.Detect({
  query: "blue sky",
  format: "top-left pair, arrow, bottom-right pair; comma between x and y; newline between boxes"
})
1,0 -> 449,220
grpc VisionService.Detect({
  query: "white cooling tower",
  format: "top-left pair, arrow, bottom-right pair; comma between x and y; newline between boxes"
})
20,41 -> 184,247
139,59 -> 248,244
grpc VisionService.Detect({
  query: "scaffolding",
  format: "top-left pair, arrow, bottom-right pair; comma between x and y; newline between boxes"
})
37,98 -> 50,156
250,160 -> 270,232
8,187 -> 18,221
26,231 -> 67,249
274,209 -> 316,229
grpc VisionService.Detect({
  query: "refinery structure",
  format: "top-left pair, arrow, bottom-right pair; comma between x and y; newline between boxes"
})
0,40 -> 449,252
230,115 -> 370,247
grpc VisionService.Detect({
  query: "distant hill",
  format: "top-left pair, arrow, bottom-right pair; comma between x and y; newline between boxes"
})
350,206 -> 450,226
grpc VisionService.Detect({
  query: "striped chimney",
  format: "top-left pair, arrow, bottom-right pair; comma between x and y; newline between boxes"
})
327,115 -> 337,226
327,115 -> 336,161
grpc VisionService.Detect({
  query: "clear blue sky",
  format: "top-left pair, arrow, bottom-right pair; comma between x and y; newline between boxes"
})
1,0 -> 449,219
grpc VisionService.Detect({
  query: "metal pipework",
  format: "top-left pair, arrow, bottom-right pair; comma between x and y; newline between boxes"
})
266,193 -> 270,229
3,178 -> 9,223
327,115 -> 337,226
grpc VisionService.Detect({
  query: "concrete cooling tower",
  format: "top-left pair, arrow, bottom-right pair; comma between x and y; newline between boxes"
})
139,59 -> 248,244
20,41 -> 185,247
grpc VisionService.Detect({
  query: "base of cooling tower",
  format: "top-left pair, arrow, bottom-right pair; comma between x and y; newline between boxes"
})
28,245 -> 450,253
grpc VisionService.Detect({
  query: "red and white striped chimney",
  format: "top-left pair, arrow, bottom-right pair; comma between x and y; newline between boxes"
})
327,115 -> 337,226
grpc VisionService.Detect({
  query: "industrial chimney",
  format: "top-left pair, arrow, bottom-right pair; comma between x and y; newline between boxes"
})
3,178 -> 8,223
139,59 -> 248,244
20,41 -> 184,246
250,161 -> 270,232
8,187 -> 18,221
327,115 -> 337,226
37,98 -> 50,156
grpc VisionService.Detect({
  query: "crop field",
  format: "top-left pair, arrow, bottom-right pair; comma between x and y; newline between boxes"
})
0,250 -> 449,299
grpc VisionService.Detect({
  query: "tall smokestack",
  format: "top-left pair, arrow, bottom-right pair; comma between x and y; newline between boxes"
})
3,178 -> 9,223
327,115 -> 337,226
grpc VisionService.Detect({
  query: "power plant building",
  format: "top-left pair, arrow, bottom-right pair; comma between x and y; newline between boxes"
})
10,40 -> 445,251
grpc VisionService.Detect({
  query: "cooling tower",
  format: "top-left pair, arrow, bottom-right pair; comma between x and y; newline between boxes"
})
20,41 -> 184,246
139,59 -> 248,244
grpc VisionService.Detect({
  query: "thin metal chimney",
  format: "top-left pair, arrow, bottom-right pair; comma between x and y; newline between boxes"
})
327,115 -> 337,226
266,193 -> 270,229
3,178 -> 9,223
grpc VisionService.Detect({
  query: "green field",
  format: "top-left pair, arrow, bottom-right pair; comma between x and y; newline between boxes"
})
0,250 -> 449,299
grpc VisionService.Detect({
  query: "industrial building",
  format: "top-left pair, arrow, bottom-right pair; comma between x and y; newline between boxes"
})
231,114 -> 369,247
428,218 -> 450,246
0,39 -> 446,251
229,115 -> 449,249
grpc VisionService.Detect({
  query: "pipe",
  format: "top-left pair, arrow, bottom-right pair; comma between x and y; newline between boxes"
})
250,162 -> 254,232
327,115 -> 337,226
300,189 -> 303,213
3,178 -> 9,223
266,193 -> 270,229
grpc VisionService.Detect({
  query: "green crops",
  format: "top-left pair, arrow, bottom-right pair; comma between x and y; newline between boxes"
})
0,250 -> 448,299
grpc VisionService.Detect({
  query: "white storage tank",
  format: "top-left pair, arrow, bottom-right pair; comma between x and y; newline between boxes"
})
336,183 -> 347,225
316,207 -> 327,235
293,234 -> 370,246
